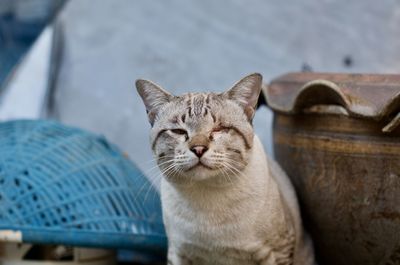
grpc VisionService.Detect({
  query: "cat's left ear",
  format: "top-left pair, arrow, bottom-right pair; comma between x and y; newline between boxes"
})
136,79 -> 173,126
224,73 -> 262,121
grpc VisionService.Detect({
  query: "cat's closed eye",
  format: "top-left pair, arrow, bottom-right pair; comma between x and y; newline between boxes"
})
170,129 -> 189,140
211,126 -> 230,133
170,129 -> 187,135
209,126 -> 230,140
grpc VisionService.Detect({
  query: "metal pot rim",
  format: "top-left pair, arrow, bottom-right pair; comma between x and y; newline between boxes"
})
262,72 -> 400,133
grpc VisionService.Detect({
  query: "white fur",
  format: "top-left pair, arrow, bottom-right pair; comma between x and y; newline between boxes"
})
161,135 -> 314,265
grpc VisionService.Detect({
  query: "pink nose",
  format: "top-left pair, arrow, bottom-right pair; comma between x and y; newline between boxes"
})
190,145 -> 208,157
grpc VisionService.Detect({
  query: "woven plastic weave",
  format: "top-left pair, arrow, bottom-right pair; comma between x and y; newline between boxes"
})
0,120 -> 166,252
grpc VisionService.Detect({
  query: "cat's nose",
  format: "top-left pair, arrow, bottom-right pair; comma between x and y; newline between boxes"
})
190,145 -> 208,157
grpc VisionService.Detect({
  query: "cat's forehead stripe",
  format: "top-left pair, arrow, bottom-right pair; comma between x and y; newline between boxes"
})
184,93 -> 209,118
185,93 -> 192,117
193,95 -> 205,116
205,94 -> 211,104
176,93 -> 223,123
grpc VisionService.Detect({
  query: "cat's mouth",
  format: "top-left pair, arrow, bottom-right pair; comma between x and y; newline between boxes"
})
186,161 -> 214,171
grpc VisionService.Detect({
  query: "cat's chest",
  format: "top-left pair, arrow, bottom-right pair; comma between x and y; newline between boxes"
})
165,209 -> 257,244
161,179 -> 266,243
163,194 -> 264,252
177,243 -> 258,265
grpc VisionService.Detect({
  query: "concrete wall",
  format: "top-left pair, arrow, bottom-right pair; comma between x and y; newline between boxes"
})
53,0 -> 400,182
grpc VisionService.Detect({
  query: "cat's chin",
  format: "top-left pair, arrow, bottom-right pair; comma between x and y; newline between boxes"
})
183,163 -> 218,180
163,163 -> 221,183
187,162 -> 214,171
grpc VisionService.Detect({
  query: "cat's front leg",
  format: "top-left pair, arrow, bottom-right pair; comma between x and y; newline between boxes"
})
255,245 -> 294,265
167,248 -> 194,265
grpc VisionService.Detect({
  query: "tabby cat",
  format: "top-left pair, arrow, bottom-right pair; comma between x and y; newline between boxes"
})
136,73 -> 314,265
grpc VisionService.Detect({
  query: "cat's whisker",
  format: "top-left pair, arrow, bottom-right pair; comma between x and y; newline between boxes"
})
144,155 -> 175,164
219,156 -> 246,167
144,155 -> 190,175
220,162 -> 239,184
225,162 -> 245,178
170,166 -> 184,183
220,159 -> 247,180
136,167 -> 163,192
139,167 -> 173,193
143,163 -> 177,202
210,153 -> 245,165
144,159 -> 175,174
134,168 -> 160,195
139,159 -> 193,200
159,163 -> 179,176
213,159 -> 233,183
136,160 -> 177,201
219,165 -> 234,185
134,177 -> 157,202
222,160 -> 246,180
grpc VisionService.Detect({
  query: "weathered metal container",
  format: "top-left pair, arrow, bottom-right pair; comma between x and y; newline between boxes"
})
263,73 -> 400,265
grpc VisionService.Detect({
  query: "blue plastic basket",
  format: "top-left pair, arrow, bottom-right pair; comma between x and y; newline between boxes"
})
0,120 -> 166,253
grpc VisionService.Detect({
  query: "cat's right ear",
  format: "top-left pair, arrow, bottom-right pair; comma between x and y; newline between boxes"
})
136,79 -> 172,126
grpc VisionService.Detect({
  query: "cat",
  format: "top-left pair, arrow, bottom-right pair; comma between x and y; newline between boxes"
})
136,73 -> 314,265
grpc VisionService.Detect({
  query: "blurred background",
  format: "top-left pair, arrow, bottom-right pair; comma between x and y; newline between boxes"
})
1,0 -> 400,179
1,0 -> 400,264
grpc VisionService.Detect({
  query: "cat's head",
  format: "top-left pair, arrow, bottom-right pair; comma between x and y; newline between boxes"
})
136,73 -> 262,184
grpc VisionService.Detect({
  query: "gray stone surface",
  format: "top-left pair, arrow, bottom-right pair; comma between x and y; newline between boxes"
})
52,0 -> 400,182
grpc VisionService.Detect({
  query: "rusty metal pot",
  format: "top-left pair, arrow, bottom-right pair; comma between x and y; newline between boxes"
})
262,73 -> 400,265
